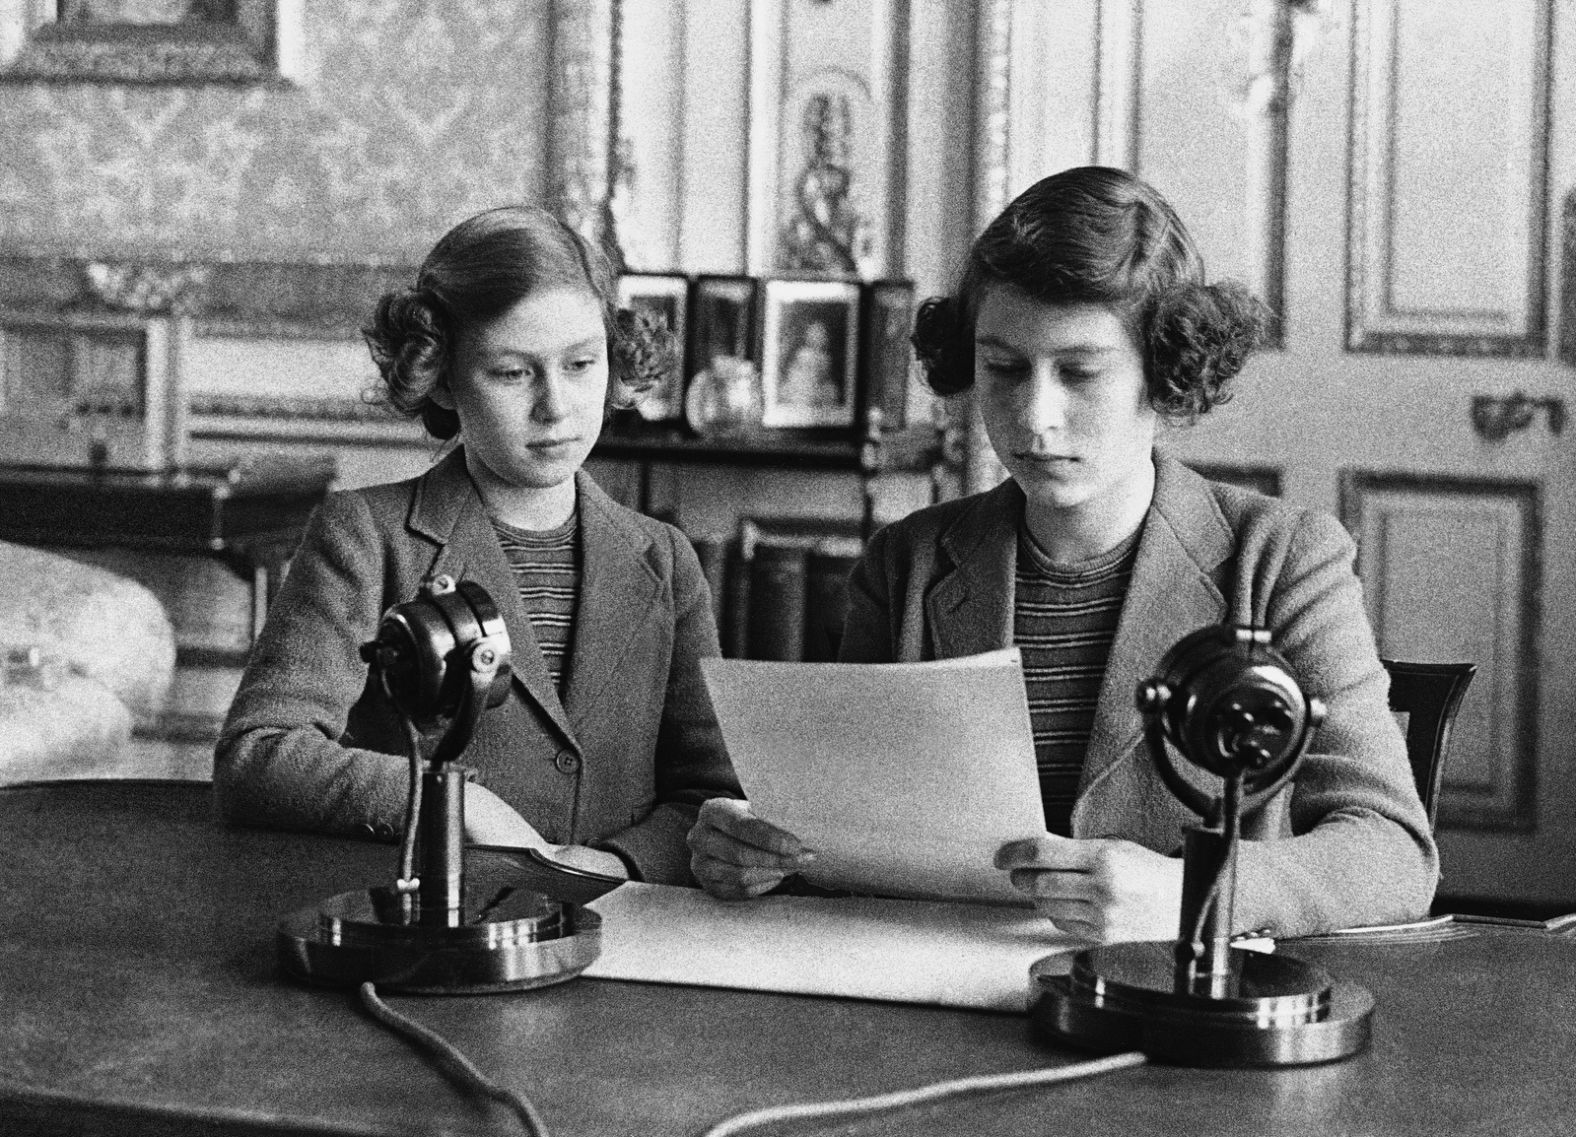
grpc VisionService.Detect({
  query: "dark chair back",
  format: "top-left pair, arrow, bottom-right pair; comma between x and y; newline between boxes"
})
1381,659 -> 1477,827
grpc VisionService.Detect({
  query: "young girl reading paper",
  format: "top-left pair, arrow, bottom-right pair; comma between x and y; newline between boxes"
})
216,205 -> 739,884
687,167 -> 1436,938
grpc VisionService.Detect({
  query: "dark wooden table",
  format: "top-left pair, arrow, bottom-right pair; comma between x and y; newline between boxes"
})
0,460 -> 332,638
3,781 -> 1572,1136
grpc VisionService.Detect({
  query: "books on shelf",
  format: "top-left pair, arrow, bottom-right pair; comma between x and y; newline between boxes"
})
746,542 -> 808,662
687,515 -> 866,663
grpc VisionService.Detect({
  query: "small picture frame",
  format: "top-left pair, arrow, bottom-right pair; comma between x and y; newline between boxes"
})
759,278 -> 862,429
859,280 -> 915,433
689,275 -> 759,374
616,272 -> 690,423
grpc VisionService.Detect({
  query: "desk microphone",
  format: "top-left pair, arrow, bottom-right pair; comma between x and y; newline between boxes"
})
276,575 -> 615,994
1028,625 -> 1374,1065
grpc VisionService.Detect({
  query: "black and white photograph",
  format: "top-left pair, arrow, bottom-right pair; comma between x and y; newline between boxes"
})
758,278 -> 861,428
687,273 -> 759,372
0,1 -> 1570,1133
859,278 -> 915,432
615,270 -> 690,423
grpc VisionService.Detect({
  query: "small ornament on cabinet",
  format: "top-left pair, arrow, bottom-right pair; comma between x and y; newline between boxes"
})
684,275 -> 764,439
777,89 -> 874,278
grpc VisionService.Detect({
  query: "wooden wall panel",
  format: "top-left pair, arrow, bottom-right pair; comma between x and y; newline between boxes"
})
1341,473 -> 1540,830
1346,0 -> 1551,355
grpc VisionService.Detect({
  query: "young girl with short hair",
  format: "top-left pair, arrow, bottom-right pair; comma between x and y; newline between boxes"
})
217,205 -> 738,883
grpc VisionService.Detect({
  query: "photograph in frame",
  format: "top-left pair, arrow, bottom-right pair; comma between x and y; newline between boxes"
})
616,272 -> 690,424
0,0 -> 300,84
759,278 -> 861,429
859,279 -> 915,433
689,275 -> 759,373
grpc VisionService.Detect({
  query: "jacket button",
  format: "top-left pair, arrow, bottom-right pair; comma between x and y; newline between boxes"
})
554,750 -> 582,774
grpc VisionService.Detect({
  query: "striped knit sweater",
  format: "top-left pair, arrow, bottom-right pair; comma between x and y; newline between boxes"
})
491,511 -> 581,693
1013,524 -> 1140,836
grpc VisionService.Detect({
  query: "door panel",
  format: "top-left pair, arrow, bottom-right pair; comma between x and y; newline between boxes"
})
1341,473 -> 1540,832
1347,0 -> 1549,355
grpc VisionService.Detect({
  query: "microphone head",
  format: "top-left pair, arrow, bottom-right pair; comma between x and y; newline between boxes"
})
362,576 -> 512,723
1138,625 -> 1325,785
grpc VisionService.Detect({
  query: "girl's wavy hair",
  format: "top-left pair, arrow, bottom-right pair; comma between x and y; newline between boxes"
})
912,166 -> 1271,422
362,205 -> 675,440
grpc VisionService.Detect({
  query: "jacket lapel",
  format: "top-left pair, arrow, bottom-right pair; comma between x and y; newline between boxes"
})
408,449 -> 579,749
926,478 -> 1023,658
1075,456 -> 1234,825
560,471 -> 660,734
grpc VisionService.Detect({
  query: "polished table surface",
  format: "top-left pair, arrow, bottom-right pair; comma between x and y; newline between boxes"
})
3,780 -> 1573,1136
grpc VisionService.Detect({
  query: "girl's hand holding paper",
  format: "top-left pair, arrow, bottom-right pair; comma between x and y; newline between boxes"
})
995,834 -> 1183,944
689,798 -> 815,899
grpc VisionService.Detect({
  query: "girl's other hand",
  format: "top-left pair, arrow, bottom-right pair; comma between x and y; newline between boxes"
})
995,833 -> 1184,944
687,798 -> 813,900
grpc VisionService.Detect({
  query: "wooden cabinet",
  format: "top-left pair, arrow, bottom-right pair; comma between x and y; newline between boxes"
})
0,458 -> 334,774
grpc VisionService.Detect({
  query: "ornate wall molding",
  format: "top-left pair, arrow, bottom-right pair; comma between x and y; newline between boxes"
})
0,254 -> 413,339
1233,0 -> 1301,345
1345,0 -> 1552,357
1339,470 -> 1542,832
0,0 -> 304,85
1092,0 -> 1141,170
972,0 -> 1013,232
959,0 -> 1013,498
1560,187 -> 1576,368
190,392 -> 394,423
547,0 -> 618,254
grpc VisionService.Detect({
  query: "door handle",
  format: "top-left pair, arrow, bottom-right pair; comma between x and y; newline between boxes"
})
1471,393 -> 1567,441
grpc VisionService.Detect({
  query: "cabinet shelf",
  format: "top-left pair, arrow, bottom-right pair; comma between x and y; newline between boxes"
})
592,423 -> 944,474
591,422 -> 947,535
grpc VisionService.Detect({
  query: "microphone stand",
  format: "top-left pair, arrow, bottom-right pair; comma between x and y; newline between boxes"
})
1028,625 -> 1375,1066
277,577 -> 614,994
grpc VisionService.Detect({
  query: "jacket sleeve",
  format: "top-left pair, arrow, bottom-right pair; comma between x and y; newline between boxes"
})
590,527 -> 742,883
213,492 -> 413,839
1231,510 -> 1440,936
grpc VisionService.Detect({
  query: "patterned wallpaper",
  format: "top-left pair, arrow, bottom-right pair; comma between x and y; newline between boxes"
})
0,1 -> 550,263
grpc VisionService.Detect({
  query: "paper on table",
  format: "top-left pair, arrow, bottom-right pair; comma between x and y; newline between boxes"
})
584,882 -> 1077,1012
700,648 -> 1045,905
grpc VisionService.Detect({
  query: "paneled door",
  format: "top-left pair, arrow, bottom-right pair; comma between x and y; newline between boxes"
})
995,0 -> 1574,905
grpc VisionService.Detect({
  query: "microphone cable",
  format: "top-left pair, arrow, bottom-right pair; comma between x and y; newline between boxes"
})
695,1050 -> 1147,1137
358,981 -> 553,1137
357,978 -> 1144,1137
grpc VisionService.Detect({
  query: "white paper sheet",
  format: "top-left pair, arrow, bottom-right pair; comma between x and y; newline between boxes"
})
583,882 -> 1076,1012
700,649 -> 1045,905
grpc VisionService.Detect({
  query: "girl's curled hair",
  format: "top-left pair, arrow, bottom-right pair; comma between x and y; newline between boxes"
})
362,204 -> 678,439
364,286 -> 454,437
1145,280 -> 1270,421
911,166 -> 1272,422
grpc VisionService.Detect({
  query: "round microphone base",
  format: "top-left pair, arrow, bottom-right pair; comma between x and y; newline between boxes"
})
1029,942 -> 1372,1067
278,873 -> 601,995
